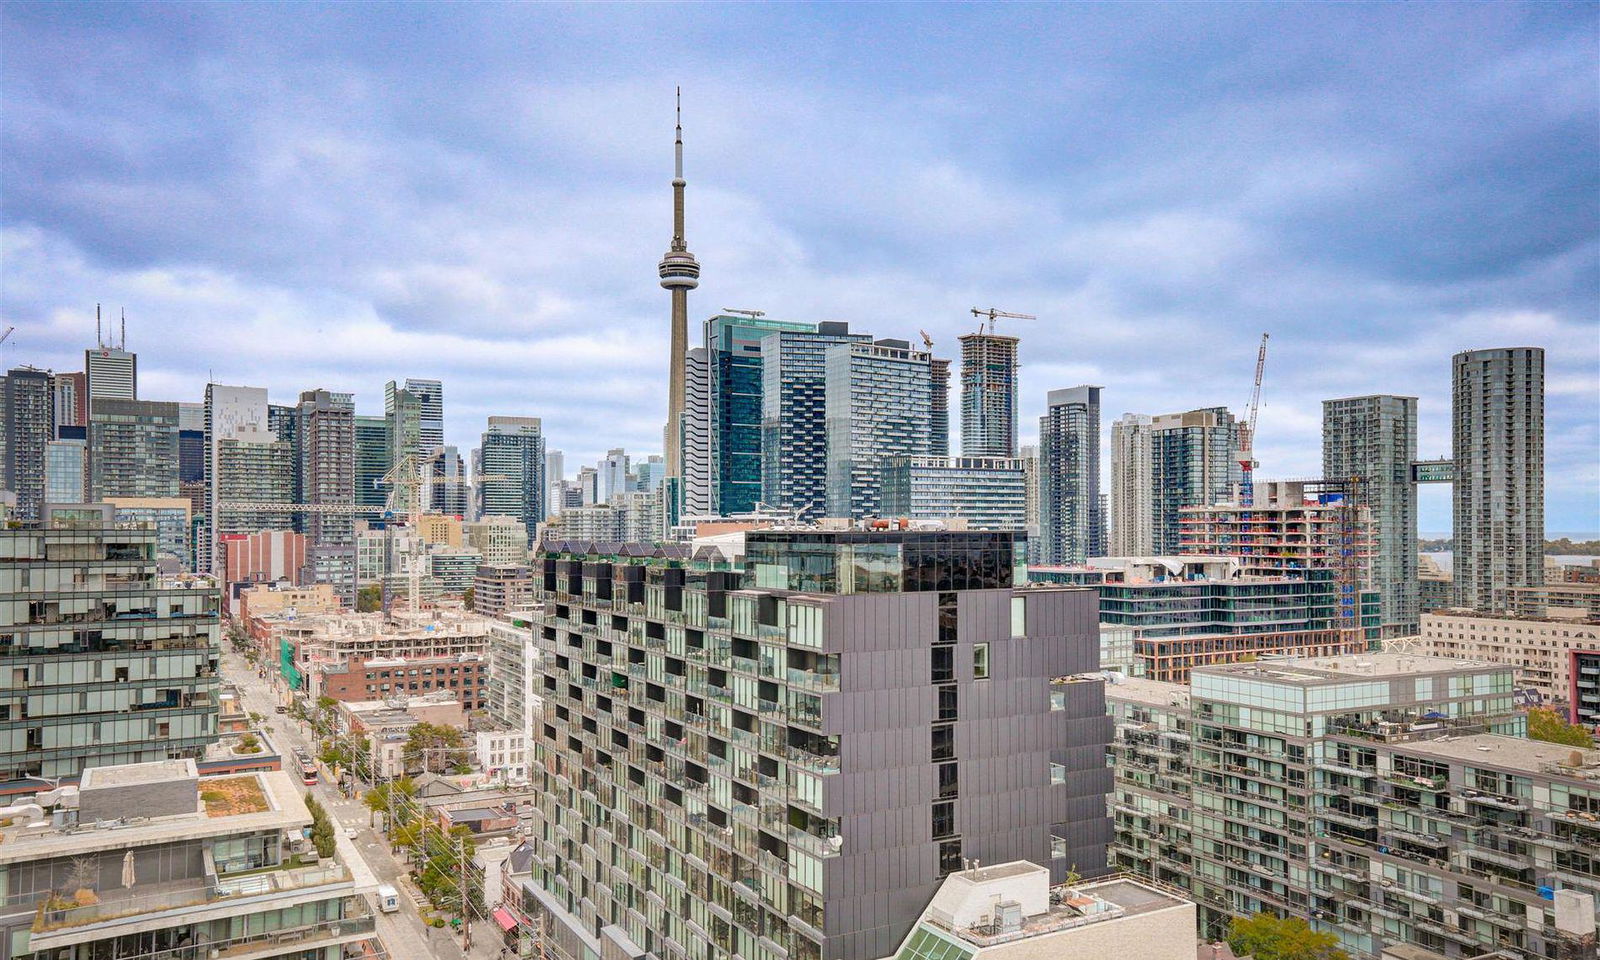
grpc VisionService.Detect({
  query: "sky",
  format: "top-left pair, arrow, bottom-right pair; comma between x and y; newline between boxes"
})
2,3 -> 1596,533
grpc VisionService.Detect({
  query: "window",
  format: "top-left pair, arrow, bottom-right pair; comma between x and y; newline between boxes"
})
1050,762 -> 1066,785
932,801 -> 956,839
931,724 -> 954,762
1050,689 -> 1066,712
1051,835 -> 1069,860
932,647 -> 953,684
938,839 -> 963,877
973,643 -> 989,680
937,685 -> 958,721
937,762 -> 958,799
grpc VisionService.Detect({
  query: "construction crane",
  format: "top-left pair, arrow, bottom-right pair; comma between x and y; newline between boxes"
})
968,307 -> 1035,336
919,329 -> 934,350
1237,333 -> 1269,506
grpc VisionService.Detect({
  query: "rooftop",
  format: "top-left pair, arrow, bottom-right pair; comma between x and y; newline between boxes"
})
1195,652 -> 1502,685
80,759 -> 195,790
1398,733 -> 1600,782
1104,675 -> 1189,709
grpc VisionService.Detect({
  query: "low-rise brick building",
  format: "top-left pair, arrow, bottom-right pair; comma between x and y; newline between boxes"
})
310,653 -> 488,710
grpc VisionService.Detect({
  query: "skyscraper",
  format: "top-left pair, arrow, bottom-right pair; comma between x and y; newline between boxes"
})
761,321 -> 872,518
959,332 -> 1020,457
402,377 -> 444,456
3,368 -> 53,520
929,355 -> 951,457
600,447 -> 631,502
384,381 -> 423,471
84,336 -> 136,403
203,383 -> 271,574
681,346 -> 712,519
660,91 -> 700,508
1149,407 -> 1240,554
429,445 -> 470,516
1322,395 -> 1419,635
706,313 -> 814,515
45,430 -> 86,504
354,413 -> 389,509
1039,386 -> 1105,564
478,416 -> 546,543
296,389 -> 356,601
1453,347 -> 1544,612
88,398 -> 180,500
825,339 -> 937,518
1109,413 -> 1154,556
52,371 -> 86,427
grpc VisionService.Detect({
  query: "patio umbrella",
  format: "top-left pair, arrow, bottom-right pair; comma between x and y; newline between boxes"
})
121,850 -> 135,888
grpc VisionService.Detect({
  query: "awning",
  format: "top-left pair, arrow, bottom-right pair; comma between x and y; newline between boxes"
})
492,907 -> 519,932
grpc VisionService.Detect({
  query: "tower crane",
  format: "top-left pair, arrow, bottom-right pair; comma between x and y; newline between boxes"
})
968,307 -> 1035,336
1237,333 -> 1269,506
919,330 -> 934,350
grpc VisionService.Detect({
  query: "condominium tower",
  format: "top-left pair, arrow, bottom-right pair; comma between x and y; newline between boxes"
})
3,368 -> 53,521
1323,395 -> 1419,635
705,313 -> 813,516
203,383 -> 271,574
825,339 -> 938,518
87,398 -> 180,501
479,416 -> 547,542
959,332 -> 1019,457
384,380 -> 424,470
1039,386 -> 1105,564
523,530 -> 1111,960
1150,407 -> 1240,554
761,322 -> 872,518
1452,347 -> 1544,612
0,510 -> 220,781
353,413 -> 389,509
1109,413 -> 1154,556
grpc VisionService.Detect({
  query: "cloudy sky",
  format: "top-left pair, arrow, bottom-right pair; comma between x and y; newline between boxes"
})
3,4 -> 1596,532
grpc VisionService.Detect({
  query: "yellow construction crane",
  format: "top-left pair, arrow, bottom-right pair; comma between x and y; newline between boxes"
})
919,329 -> 934,350
969,307 -> 1035,336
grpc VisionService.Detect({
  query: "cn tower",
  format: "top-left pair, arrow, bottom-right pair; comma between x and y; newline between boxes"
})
659,88 -> 700,485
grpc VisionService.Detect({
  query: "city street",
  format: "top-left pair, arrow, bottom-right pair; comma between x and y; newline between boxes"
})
222,647 -> 500,960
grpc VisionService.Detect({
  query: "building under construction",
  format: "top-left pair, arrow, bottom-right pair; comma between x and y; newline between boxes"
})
958,331 -> 1020,457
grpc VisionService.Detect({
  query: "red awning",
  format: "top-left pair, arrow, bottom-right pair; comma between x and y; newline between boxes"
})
492,907 -> 519,932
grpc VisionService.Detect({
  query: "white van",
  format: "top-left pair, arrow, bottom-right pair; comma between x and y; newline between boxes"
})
376,884 -> 400,914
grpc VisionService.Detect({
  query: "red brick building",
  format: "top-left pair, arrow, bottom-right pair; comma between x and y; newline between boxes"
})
311,654 -> 488,710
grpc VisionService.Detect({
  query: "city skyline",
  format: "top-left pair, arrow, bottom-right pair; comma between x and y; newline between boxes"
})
2,5 -> 1596,530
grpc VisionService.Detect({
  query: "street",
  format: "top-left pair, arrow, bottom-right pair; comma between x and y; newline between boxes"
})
222,647 -> 502,960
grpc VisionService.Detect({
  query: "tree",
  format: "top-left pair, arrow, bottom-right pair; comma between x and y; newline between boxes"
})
404,722 -> 469,774
304,792 -> 336,859
357,585 -> 382,613
1527,707 -> 1595,748
364,776 -> 418,816
462,586 -> 475,611
1227,913 -> 1349,960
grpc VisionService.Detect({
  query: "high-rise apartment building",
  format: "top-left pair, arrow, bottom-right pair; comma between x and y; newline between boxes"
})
1149,407 -> 1239,554
402,377 -> 445,456
51,370 -> 86,427
203,384 -> 271,574
296,389 -> 356,602
1323,395 -> 1419,635
523,530 -> 1111,960
3,368 -> 53,520
681,346 -> 713,519
1039,386 -> 1104,564
1019,443 -> 1042,563
825,339 -> 937,518
213,428 -> 296,556
479,416 -> 546,542
84,343 -> 136,402
353,413 -> 389,509
705,313 -> 815,516
761,322 -> 873,518
1179,480 -> 1374,583
430,445 -> 470,516
1106,654 -> 1600,959
1109,413 -> 1154,556
87,398 -> 180,501
600,447 -> 631,502
929,356 -> 951,459
881,455 -> 1028,530
959,332 -> 1020,457
384,380 -> 424,471
0,510 -> 220,780
634,454 -> 666,494
1453,347 -> 1544,612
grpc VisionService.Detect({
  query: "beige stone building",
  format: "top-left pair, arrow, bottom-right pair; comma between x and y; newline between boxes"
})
1417,610 -> 1600,703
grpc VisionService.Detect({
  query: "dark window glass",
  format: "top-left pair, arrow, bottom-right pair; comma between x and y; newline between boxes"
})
937,762 -> 958,799
937,685 -> 958,721
938,839 -> 963,876
932,647 -> 954,683
932,724 -> 954,761
932,801 -> 955,839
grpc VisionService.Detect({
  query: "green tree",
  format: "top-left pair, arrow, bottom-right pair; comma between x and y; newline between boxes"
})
1527,707 -> 1595,748
403,722 -> 468,774
1227,913 -> 1348,960
356,585 -> 382,613
304,792 -> 336,859
364,776 -> 418,817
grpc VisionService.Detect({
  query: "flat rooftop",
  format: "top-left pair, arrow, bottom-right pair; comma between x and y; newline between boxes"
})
1105,676 -> 1189,709
1398,733 -> 1600,781
80,759 -> 195,789
1195,652 -> 1502,685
